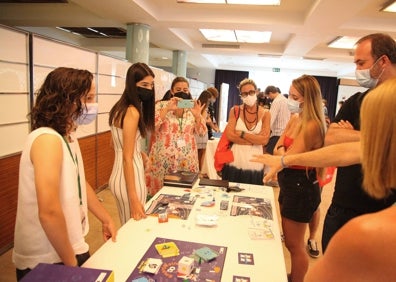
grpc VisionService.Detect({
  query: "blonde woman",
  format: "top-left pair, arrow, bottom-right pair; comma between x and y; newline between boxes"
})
305,78 -> 396,282
222,78 -> 270,185
273,75 -> 326,282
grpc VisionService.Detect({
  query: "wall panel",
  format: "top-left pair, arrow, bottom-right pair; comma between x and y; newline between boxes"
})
97,131 -> 114,190
0,26 -> 208,254
0,62 -> 28,93
33,36 -> 96,72
0,27 -> 28,63
0,154 -> 20,254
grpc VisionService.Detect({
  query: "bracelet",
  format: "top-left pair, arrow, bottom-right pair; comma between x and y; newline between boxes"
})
280,155 -> 287,168
276,145 -> 285,150
240,131 -> 245,139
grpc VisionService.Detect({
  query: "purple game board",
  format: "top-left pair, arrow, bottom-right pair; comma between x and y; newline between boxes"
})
127,237 -> 227,282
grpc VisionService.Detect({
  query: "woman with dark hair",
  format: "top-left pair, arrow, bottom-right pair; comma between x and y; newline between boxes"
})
108,62 -> 155,225
195,89 -> 212,171
195,88 -> 219,171
13,67 -> 117,281
161,76 -> 193,101
147,76 -> 206,195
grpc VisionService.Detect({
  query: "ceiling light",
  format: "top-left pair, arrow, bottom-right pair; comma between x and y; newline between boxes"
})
235,30 -> 271,43
328,36 -> 359,49
200,29 -> 237,42
177,0 -> 224,3
200,29 -> 271,43
177,0 -> 281,5
381,1 -> 396,12
227,0 -> 280,4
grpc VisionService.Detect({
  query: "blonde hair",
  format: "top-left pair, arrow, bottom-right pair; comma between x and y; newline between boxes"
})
292,75 -> 327,142
361,78 -> 396,198
238,78 -> 257,91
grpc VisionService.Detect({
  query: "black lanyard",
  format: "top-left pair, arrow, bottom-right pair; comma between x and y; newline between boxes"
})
62,136 -> 82,205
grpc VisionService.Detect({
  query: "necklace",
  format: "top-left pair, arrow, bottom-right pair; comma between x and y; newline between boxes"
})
245,105 -> 258,114
243,106 -> 259,131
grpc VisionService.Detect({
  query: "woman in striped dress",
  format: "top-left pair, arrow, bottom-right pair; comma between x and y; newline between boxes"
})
108,63 -> 155,225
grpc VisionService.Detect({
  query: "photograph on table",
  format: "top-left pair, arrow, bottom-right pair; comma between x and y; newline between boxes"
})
230,196 -> 273,220
145,193 -> 197,220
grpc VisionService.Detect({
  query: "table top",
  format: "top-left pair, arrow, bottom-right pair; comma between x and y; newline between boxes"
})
83,183 -> 287,282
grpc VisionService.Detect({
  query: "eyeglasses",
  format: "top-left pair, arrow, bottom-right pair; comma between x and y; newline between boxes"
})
240,90 -> 257,98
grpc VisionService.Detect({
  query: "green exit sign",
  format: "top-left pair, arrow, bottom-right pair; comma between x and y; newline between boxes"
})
272,67 -> 280,72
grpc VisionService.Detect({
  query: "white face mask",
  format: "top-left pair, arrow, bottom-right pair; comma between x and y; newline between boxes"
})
355,57 -> 384,89
75,103 -> 98,125
287,99 -> 302,114
242,94 -> 257,107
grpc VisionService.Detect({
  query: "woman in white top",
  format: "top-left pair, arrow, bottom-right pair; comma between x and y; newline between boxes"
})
108,63 -> 155,225
222,78 -> 270,185
13,67 -> 117,281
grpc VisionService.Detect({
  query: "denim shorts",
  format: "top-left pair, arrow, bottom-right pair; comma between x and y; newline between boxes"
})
278,168 -> 321,223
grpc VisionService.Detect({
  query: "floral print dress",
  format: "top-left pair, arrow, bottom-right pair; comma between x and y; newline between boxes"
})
147,100 -> 207,195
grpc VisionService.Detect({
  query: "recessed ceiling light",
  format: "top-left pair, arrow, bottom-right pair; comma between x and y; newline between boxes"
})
200,29 -> 271,43
235,30 -> 271,43
200,29 -> 237,42
328,36 -> 359,49
177,0 -> 280,5
381,1 -> 396,12
227,0 -> 280,4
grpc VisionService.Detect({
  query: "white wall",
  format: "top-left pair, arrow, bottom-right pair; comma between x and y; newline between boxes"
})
0,27 -> 29,157
0,25 -> 207,158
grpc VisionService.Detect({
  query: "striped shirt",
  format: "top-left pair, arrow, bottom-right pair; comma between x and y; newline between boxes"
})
269,94 -> 290,136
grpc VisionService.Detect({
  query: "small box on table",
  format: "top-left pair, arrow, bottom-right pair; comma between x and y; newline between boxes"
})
177,256 -> 195,276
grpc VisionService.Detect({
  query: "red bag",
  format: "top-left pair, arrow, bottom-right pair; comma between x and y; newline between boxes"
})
317,166 -> 336,187
214,106 -> 240,172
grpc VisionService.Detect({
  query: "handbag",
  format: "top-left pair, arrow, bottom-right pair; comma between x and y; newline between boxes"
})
214,106 -> 240,172
317,166 -> 336,187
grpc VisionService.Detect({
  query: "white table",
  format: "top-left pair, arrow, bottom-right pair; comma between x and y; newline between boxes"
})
201,138 -> 221,179
83,183 -> 287,282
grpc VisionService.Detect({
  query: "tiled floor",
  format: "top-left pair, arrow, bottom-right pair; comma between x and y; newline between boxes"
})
0,176 -> 335,282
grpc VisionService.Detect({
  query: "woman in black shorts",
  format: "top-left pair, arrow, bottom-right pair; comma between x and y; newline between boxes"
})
272,75 -> 326,282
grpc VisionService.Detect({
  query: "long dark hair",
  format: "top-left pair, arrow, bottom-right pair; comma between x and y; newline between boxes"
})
198,90 -> 212,114
31,67 -> 93,136
108,62 -> 155,137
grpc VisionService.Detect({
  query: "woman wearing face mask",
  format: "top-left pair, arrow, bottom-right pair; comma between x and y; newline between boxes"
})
195,88 -> 219,172
160,76 -> 193,101
221,78 -> 270,185
273,75 -> 326,282
13,67 -> 117,281
147,76 -> 206,195
108,63 -> 155,225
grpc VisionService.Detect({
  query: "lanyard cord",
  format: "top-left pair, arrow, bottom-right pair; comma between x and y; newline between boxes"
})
177,109 -> 184,133
178,117 -> 184,133
62,136 -> 83,205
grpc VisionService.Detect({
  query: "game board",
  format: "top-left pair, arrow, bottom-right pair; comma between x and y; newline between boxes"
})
230,195 -> 273,220
127,237 -> 227,282
145,193 -> 197,220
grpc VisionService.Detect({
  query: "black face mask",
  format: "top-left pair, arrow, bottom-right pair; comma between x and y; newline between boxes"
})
174,91 -> 191,100
137,87 -> 154,102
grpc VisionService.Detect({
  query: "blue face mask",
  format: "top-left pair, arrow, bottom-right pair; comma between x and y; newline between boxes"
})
75,103 -> 98,125
355,56 -> 384,89
287,99 -> 302,114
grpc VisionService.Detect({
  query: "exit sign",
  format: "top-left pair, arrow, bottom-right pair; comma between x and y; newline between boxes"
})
272,67 -> 280,72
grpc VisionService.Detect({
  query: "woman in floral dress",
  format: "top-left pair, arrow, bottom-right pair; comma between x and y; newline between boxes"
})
147,77 -> 206,195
